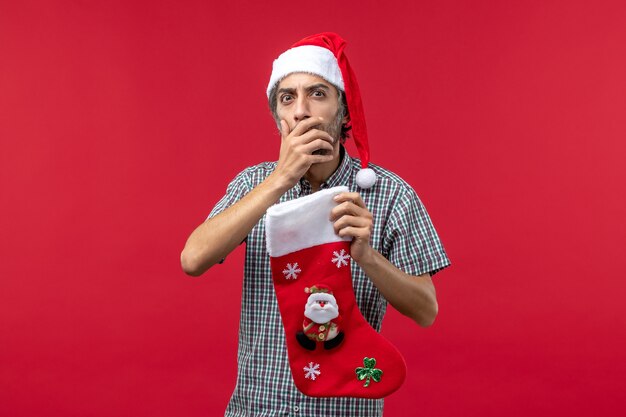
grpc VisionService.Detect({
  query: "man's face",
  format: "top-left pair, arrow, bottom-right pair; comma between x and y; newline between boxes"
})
275,72 -> 346,151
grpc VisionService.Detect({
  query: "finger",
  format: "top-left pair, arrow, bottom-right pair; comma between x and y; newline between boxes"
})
291,116 -> 324,137
333,215 -> 372,233
279,119 -> 290,141
306,153 -> 335,165
336,225 -> 371,241
333,192 -> 366,208
298,128 -> 335,145
301,139 -> 334,154
331,201 -> 360,218
330,201 -> 371,221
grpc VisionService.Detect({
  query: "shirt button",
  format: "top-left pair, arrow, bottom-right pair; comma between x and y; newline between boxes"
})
293,405 -> 300,412
319,325 -> 326,331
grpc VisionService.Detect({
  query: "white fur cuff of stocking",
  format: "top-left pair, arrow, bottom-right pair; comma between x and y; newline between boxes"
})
265,186 -> 351,258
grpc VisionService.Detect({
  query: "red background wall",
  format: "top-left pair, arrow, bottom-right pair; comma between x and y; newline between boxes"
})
1,1 -> 625,416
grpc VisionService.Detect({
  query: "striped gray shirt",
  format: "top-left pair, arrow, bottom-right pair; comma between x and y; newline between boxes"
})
209,147 -> 450,417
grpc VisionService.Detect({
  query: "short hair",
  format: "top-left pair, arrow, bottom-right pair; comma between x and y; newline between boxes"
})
268,80 -> 352,142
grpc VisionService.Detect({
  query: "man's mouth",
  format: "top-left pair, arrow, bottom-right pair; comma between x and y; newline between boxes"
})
312,149 -> 331,156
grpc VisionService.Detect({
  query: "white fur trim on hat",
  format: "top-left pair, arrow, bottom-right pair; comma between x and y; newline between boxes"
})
265,186 -> 350,257
266,45 -> 345,97
307,292 -> 338,305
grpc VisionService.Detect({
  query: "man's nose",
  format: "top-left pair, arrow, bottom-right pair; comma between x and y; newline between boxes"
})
293,95 -> 310,122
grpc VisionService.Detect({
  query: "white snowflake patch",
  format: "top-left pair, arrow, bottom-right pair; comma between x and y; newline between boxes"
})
303,362 -> 321,380
282,262 -> 301,280
331,249 -> 350,269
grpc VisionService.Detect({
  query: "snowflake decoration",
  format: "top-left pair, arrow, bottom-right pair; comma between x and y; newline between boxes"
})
282,262 -> 301,280
303,362 -> 321,380
331,249 -> 350,268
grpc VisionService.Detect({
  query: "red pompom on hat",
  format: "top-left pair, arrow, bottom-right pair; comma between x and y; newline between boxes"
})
267,32 -> 377,189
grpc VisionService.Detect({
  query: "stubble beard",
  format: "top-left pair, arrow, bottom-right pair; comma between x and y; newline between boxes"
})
310,111 -> 343,156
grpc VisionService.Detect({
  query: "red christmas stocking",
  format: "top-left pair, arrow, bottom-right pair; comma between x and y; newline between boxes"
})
266,186 -> 406,398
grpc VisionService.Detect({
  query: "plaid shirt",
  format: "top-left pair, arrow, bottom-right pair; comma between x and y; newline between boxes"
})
209,147 -> 450,417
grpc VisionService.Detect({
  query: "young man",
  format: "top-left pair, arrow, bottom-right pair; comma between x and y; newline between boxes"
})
181,33 -> 450,416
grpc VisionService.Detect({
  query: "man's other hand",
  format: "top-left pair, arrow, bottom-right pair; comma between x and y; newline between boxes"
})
330,192 -> 374,264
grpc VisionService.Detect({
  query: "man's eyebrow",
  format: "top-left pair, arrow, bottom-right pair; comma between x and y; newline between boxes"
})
305,83 -> 330,92
277,84 -> 331,95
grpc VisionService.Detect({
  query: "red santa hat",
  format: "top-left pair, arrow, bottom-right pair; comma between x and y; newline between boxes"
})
305,284 -> 338,305
305,284 -> 333,295
267,32 -> 377,189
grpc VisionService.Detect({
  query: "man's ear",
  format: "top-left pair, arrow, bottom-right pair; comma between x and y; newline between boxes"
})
342,112 -> 350,126
340,113 -> 351,144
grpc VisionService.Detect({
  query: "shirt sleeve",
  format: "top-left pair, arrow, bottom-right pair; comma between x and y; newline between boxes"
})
382,187 -> 451,277
207,169 -> 252,220
204,169 -> 252,264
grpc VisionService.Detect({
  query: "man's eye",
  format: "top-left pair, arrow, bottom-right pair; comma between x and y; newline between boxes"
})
280,95 -> 293,103
312,90 -> 325,97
